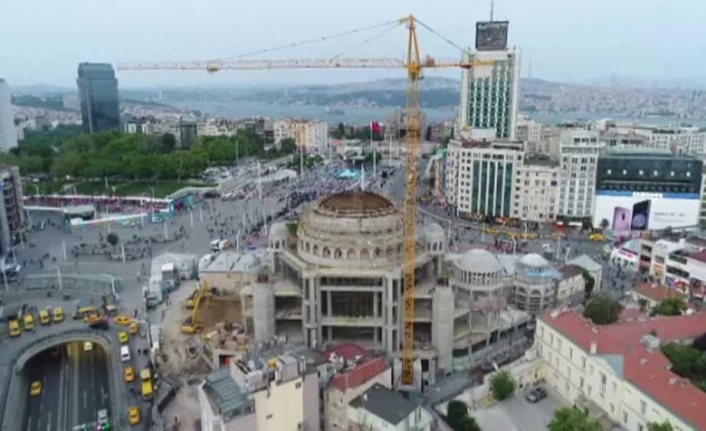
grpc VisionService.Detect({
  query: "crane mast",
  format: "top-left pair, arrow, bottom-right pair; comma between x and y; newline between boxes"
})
117,14 -> 492,388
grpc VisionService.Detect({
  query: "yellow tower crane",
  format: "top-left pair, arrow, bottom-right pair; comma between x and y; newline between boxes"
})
119,15 -> 493,386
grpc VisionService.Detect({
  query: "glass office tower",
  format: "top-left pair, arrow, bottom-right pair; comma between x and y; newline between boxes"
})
77,63 -> 119,133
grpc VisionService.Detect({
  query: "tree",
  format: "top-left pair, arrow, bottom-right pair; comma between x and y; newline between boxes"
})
600,218 -> 610,230
582,270 -> 595,300
548,407 -> 601,431
583,293 -> 623,325
458,415 -> 482,431
693,331 -> 706,351
106,233 -> 119,247
638,298 -> 649,312
425,125 -> 432,141
647,421 -> 675,431
650,297 -> 687,317
279,138 -> 297,155
446,400 -> 468,430
489,371 -> 516,401
161,133 -> 176,153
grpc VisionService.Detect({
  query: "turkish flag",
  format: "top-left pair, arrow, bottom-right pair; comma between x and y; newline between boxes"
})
371,120 -> 381,134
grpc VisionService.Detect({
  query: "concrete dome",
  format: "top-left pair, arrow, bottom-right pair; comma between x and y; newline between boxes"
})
454,249 -> 502,273
269,221 -> 290,240
519,253 -> 549,268
297,190 -> 403,268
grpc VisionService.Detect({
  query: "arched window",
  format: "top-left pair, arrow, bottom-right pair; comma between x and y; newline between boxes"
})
347,249 -> 357,260
323,247 -> 331,258
334,248 -> 342,259
374,247 -> 382,258
386,247 -> 394,258
312,245 -> 320,256
360,249 -> 370,260
305,242 -> 311,253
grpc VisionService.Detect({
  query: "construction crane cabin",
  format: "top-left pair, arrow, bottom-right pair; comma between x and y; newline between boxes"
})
119,14 -> 492,389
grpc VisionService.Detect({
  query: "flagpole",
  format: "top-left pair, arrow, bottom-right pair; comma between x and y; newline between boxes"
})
371,121 -> 377,181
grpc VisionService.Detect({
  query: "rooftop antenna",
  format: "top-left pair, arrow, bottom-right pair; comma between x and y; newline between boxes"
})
490,0 -> 495,21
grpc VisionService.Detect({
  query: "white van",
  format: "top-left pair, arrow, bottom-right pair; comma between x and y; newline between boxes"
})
120,345 -> 131,362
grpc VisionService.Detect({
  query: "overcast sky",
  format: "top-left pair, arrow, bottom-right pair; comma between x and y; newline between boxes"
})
1,0 -> 704,88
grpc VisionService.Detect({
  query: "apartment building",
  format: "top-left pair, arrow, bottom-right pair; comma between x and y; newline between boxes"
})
323,344 -> 391,431
0,166 -> 24,252
556,129 -> 601,224
445,139 -> 524,218
639,233 -> 706,300
516,117 -> 542,146
514,153 -> 560,222
537,309 -> 706,431
458,47 -> 521,140
198,350 -> 322,431
274,118 -> 329,153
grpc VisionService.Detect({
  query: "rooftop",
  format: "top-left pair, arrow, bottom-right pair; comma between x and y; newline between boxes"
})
634,283 -> 687,302
202,368 -> 252,422
329,356 -> 389,392
539,310 -> 706,430
524,153 -> 560,167
560,264 -> 584,279
350,383 -> 417,425
200,251 -> 262,273
567,254 -> 602,272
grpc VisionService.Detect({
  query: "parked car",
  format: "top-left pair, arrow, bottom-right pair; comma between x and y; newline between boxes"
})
526,386 -> 547,403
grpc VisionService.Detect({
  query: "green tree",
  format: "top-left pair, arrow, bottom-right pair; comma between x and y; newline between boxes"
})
161,133 -> 176,153
599,218 -> 610,230
650,297 -> 687,317
582,270 -> 595,300
458,415 -> 482,431
279,138 -> 297,155
693,331 -> 706,351
638,298 -> 649,312
106,233 -> 119,247
548,407 -> 601,431
647,420 -> 675,431
446,400 -> 468,430
583,293 -> 623,325
489,371 -> 516,401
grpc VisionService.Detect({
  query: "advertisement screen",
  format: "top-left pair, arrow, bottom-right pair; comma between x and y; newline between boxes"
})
593,192 -> 700,231
475,21 -> 509,51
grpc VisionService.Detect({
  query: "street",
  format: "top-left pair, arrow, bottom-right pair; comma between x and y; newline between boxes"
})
22,342 -> 110,431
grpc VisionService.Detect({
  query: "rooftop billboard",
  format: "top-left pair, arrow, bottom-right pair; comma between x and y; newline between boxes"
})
475,21 -> 509,51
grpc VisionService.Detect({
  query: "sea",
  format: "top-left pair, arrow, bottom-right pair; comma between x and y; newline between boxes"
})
176,101 -> 706,127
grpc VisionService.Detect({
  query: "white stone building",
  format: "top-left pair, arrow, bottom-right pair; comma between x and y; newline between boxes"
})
273,118 -> 329,153
514,153 -> 560,222
536,309 -> 706,431
556,129 -> 601,223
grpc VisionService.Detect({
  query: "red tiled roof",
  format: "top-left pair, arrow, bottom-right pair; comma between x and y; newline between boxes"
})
540,310 -> 706,430
634,283 -> 687,302
329,357 -> 389,392
324,343 -> 369,362
617,308 -> 648,323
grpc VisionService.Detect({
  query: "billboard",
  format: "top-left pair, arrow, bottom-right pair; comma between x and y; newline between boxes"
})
593,191 -> 700,231
475,21 -> 509,51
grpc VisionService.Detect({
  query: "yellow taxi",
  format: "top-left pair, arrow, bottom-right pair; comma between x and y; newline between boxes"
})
53,307 -> 64,323
115,315 -> 131,326
84,313 -> 103,324
485,227 -> 501,235
552,232 -> 566,239
118,331 -> 129,344
520,232 -> 538,240
39,309 -> 51,325
129,322 -> 139,335
128,406 -> 141,425
30,381 -> 42,396
9,320 -> 21,337
589,233 -> 606,242
124,366 -> 136,382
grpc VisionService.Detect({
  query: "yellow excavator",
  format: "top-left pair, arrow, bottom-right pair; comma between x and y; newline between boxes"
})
182,280 -> 210,334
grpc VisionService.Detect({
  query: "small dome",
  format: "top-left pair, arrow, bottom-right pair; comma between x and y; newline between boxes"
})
519,253 -> 549,267
318,190 -> 395,216
425,223 -> 445,242
270,221 -> 290,239
454,249 -> 502,273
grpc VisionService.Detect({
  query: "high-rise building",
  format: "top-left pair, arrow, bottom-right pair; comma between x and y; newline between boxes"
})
445,139 -> 524,218
514,154 -> 560,222
556,129 -> 601,224
0,79 -> 18,152
458,47 -> 520,140
76,63 -> 120,134
0,166 -> 24,253
273,118 -> 328,153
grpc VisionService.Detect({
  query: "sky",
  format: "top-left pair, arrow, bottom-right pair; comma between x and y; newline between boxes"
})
1,0 -> 705,89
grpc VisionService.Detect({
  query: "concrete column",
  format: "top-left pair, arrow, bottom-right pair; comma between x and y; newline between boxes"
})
327,291 -> 332,317
373,291 -> 378,318
432,285 -> 454,373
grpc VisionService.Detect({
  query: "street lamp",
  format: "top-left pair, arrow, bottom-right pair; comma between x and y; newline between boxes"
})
56,266 -> 63,291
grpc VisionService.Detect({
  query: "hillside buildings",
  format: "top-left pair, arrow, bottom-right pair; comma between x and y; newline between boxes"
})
0,79 -> 18,152
76,63 -> 120,133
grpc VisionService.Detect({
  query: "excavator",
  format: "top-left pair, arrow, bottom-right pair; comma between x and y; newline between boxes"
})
182,280 -> 210,334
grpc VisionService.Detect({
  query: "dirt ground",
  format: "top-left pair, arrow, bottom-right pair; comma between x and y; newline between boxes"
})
158,280 -> 242,376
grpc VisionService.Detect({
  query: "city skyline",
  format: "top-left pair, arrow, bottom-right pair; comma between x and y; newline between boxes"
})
1,0 -> 705,88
